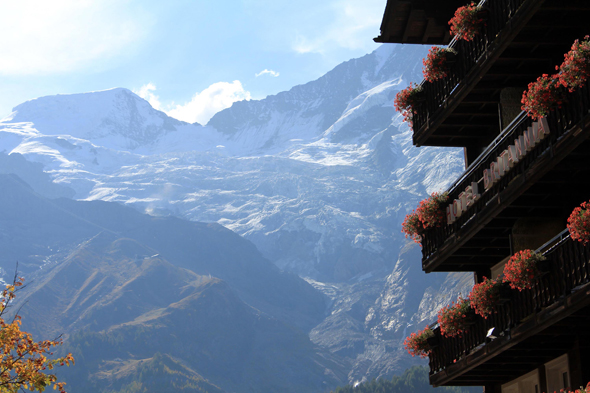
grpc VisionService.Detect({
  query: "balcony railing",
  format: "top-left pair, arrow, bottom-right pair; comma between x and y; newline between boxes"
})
412,0 -> 531,138
421,78 -> 590,267
428,230 -> 590,376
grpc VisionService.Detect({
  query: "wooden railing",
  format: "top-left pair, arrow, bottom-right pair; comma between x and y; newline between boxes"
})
421,78 -> 590,264
412,0 -> 528,136
428,231 -> 590,375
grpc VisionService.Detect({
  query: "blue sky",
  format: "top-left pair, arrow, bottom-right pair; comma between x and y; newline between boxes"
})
0,0 -> 384,124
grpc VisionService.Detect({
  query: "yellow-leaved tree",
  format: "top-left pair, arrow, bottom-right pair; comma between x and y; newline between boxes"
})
0,274 -> 74,392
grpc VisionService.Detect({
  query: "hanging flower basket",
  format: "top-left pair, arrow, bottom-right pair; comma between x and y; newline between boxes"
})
469,277 -> 501,319
503,249 -> 547,291
557,36 -> 590,92
423,47 -> 458,82
394,83 -> 424,129
437,297 -> 473,338
403,326 -> 434,358
449,3 -> 487,41
401,192 -> 448,245
567,200 -> 590,245
521,74 -> 565,120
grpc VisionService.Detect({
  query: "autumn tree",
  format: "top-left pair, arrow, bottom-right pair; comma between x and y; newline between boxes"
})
0,273 -> 74,392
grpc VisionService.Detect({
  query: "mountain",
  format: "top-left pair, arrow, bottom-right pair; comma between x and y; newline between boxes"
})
1,174 -> 346,392
0,43 -> 472,384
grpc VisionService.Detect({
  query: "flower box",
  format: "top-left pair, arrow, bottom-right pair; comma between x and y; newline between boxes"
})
557,36 -> 590,92
394,83 -> 423,129
403,326 -> 434,358
449,3 -> 487,41
521,74 -> 565,120
567,200 -> 590,245
423,47 -> 458,82
401,192 -> 448,245
469,277 -> 501,319
503,249 -> 547,291
437,297 -> 473,338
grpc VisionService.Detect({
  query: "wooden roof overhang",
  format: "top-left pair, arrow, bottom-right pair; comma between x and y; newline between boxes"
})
373,0 -> 465,45
421,92 -> 590,273
412,0 -> 590,149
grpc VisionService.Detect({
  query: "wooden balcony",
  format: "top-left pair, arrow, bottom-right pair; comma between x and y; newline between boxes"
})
420,79 -> 590,273
411,0 -> 590,148
428,231 -> 590,386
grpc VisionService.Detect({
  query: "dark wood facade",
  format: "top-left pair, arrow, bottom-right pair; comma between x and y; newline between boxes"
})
377,0 -> 590,390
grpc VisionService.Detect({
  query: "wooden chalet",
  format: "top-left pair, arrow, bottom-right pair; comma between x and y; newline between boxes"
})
376,0 -> 590,391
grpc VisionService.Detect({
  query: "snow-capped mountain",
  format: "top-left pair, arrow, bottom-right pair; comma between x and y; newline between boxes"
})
0,43 -> 470,383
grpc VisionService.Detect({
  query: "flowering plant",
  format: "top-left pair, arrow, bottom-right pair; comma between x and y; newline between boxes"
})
521,74 -> 564,120
449,3 -> 485,41
469,277 -> 501,318
437,297 -> 472,338
503,249 -> 547,291
557,36 -> 590,92
569,382 -> 590,393
401,192 -> 449,244
402,211 -> 422,244
403,326 -> 434,358
423,47 -> 457,82
416,192 -> 449,229
394,83 -> 423,128
567,200 -> 590,245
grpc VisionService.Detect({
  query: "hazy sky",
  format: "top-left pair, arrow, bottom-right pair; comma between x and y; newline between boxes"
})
0,0 -> 384,124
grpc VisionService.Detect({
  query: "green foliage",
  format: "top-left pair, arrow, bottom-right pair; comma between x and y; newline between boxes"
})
330,366 -> 480,393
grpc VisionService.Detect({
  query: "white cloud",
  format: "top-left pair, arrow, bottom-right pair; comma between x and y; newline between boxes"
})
291,0 -> 383,54
255,69 -> 280,77
134,83 -> 162,111
0,0 -> 146,75
134,81 -> 251,125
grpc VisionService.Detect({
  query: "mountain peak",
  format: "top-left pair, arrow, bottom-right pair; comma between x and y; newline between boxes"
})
5,88 -> 189,150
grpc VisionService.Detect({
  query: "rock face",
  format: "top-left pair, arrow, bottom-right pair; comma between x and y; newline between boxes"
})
0,43 -> 473,385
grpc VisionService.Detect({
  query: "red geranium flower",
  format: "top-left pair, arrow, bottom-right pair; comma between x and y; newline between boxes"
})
401,192 -> 448,245
394,83 -> 422,129
557,36 -> 590,92
403,325 -> 434,358
449,3 -> 485,41
503,249 -> 546,291
423,47 -> 456,82
469,277 -> 500,318
567,200 -> 590,245
437,297 -> 471,338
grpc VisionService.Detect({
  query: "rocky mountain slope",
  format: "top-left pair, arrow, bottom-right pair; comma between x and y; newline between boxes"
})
0,43 -> 473,385
1,174 -> 346,393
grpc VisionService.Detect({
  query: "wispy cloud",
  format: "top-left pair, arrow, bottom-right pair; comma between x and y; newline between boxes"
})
134,81 -> 251,125
255,69 -> 280,78
0,0 -> 147,75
